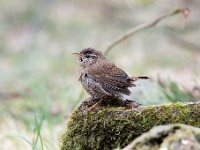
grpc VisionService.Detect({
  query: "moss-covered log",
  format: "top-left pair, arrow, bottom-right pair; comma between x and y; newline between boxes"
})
123,124 -> 200,150
61,101 -> 200,150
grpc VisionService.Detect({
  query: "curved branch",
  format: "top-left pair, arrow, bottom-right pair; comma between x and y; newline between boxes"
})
104,8 -> 189,56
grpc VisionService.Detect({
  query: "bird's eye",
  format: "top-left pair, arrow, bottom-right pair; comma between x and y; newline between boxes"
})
80,58 -> 83,62
85,55 -> 90,58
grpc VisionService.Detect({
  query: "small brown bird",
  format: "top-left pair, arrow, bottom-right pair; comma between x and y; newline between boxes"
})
73,48 -> 148,102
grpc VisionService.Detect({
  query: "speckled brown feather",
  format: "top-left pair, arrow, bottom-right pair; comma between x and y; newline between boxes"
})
76,48 -> 148,100
87,60 -> 134,94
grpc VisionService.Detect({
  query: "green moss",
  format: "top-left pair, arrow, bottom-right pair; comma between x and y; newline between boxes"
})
61,102 -> 200,150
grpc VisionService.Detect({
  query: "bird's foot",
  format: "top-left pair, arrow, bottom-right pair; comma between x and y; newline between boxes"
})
80,97 -> 141,112
81,97 -> 103,111
87,99 -> 104,111
84,97 -> 100,103
123,99 -> 141,110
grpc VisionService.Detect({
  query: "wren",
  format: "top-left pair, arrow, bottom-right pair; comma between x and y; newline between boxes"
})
73,48 -> 148,104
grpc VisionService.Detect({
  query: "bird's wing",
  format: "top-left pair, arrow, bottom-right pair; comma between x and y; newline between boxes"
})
88,60 -> 134,95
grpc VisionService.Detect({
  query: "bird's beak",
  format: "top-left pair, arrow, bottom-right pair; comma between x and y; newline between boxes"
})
72,52 -> 80,56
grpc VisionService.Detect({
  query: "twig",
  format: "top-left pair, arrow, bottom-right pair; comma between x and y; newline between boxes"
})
104,8 -> 189,56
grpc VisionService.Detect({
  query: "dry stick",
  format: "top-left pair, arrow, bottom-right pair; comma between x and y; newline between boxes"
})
104,8 -> 188,56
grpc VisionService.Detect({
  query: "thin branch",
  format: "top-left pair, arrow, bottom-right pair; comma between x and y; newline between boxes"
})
104,8 -> 189,56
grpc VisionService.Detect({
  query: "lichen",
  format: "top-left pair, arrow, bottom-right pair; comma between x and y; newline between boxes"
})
61,101 -> 200,150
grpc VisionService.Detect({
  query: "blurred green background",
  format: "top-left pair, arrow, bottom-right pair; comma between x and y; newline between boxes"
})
0,0 -> 199,149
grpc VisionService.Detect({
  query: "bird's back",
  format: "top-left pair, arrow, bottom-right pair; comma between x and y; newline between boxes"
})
83,59 -> 135,99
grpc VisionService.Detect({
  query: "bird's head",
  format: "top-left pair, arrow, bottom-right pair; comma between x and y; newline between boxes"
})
72,48 -> 105,67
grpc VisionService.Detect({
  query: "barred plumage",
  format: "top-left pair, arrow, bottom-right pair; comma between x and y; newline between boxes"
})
73,48 -> 148,101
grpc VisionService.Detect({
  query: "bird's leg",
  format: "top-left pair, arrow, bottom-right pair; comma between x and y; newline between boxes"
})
124,99 -> 141,109
113,96 -> 141,108
82,97 -> 104,111
84,97 -> 100,103
87,99 -> 104,111
82,97 -> 101,108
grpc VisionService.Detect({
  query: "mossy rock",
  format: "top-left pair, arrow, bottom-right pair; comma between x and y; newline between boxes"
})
123,124 -> 200,150
61,100 -> 200,150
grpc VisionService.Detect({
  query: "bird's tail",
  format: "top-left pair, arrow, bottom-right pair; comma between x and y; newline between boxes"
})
131,76 -> 149,81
